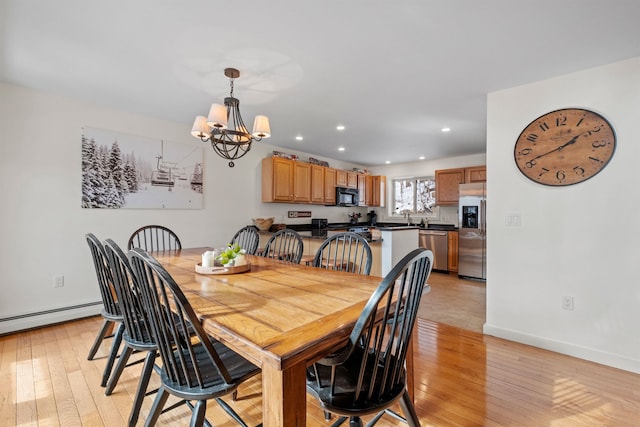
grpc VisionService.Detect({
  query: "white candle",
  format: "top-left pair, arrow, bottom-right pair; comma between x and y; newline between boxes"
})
202,251 -> 214,267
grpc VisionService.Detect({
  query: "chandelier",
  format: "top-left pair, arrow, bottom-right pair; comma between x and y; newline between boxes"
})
191,68 -> 271,167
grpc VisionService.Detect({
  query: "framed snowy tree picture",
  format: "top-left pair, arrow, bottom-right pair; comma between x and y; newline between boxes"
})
81,127 -> 203,209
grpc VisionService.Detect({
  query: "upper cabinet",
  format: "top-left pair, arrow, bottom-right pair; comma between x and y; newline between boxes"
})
371,175 -> 386,207
465,166 -> 487,183
263,157 -> 385,206
293,162 -> 311,203
262,157 -> 295,202
435,166 -> 485,206
310,164 -> 325,204
324,168 -> 337,205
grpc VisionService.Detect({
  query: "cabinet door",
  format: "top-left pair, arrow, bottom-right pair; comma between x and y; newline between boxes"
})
365,175 -> 373,206
447,231 -> 459,273
357,174 -> 367,206
262,157 -> 294,202
347,172 -> 358,188
465,166 -> 486,183
336,170 -> 348,187
310,165 -> 325,204
435,168 -> 464,206
293,162 -> 311,202
371,175 -> 386,207
324,168 -> 337,204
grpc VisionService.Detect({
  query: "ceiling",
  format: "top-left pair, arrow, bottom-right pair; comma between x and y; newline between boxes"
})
2,1 -> 640,166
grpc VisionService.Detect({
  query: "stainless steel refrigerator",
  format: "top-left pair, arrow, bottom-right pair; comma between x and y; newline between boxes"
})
458,182 -> 486,280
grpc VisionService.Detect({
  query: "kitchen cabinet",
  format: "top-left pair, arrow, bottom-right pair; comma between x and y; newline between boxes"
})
324,168 -> 336,204
435,166 -> 485,206
465,166 -> 486,183
371,175 -> 386,207
310,164 -> 325,204
347,172 -> 358,188
262,157 -> 383,206
357,174 -> 366,206
364,175 -> 373,206
447,231 -> 458,273
292,162 -> 311,202
262,157 -> 294,202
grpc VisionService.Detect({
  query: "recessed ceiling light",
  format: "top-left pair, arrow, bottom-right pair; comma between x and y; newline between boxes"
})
441,127 -> 451,132
336,125 -> 345,131
419,156 -> 425,160
295,135 -> 303,141
338,147 -> 345,151
385,160 -> 391,164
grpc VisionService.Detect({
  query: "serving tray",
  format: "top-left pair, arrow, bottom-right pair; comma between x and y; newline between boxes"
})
195,262 -> 251,275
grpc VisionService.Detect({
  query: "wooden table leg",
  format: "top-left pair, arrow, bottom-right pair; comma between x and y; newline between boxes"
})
261,362 -> 307,426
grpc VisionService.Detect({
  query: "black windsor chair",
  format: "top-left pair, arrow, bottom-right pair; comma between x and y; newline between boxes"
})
313,232 -> 373,275
128,225 -> 181,251
306,248 -> 434,427
260,228 -> 304,263
85,233 -> 124,387
230,225 -> 260,255
129,248 -> 261,427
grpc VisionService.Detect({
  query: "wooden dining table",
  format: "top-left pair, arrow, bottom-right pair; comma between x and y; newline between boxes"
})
152,247 -> 417,426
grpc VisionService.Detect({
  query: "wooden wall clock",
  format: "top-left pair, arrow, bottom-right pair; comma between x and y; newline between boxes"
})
514,108 -> 616,186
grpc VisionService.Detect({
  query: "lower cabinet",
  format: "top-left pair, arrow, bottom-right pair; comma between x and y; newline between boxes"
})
447,231 -> 458,273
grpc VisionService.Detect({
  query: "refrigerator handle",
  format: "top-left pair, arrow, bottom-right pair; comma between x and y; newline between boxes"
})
480,199 -> 486,235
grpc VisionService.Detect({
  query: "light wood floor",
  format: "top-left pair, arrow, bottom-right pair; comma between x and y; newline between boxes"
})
1,292 -> 639,426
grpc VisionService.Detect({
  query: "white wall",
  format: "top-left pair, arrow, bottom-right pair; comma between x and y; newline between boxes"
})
0,82 -> 362,332
485,56 -> 640,373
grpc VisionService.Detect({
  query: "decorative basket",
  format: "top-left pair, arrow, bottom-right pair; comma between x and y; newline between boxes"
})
253,217 -> 274,231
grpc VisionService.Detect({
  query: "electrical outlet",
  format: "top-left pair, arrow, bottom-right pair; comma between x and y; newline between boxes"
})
54,275 -> 65,288
561,296 -> 574,311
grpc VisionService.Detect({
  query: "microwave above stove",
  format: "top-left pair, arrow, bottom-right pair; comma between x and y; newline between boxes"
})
336,187 -> 359,206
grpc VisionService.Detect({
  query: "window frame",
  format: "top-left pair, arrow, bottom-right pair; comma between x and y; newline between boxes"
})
390,176 -> 440,219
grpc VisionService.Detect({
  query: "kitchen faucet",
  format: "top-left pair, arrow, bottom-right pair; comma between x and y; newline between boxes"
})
403,210 -> 411,225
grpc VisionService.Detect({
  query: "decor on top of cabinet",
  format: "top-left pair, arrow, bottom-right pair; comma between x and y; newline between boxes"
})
272,150 -> 299,160
191,68 -> 271,168
309,157 -> 330,167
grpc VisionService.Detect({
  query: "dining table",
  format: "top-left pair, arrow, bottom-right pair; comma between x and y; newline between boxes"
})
152,247 -> 418,427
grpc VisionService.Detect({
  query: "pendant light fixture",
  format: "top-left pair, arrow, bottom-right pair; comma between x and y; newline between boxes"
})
191,68 -> 271,167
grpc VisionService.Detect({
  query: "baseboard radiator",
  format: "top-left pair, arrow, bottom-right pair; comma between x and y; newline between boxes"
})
0,301 -> 103,335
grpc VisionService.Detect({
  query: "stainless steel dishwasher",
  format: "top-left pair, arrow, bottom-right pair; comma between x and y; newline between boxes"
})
419,229 -> 448,271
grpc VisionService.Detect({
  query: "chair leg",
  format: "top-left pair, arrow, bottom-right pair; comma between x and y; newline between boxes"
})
100,323 -> 124,387
144,386 -> 169,427
129,351 -> 157,427
398,390 -> 420,427
215,397 -> 248,427
105,344 -> 134,395
190,400 -> 207,427
87,319 -> 113,360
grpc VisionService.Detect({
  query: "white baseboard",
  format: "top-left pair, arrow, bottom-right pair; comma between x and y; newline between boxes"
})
483,323 -> 640,374
0,302 -> 103,335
